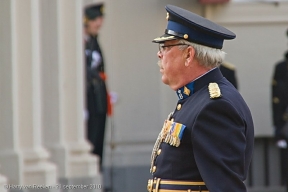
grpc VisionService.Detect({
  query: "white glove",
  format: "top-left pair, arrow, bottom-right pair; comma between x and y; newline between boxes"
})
83,109 -> 89,121
91,51 -> 102,69
277,139 -> 287,148
109,91 -> 118,104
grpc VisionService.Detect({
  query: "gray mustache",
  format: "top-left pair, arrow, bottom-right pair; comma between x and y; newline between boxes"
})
158,60 -> 162,68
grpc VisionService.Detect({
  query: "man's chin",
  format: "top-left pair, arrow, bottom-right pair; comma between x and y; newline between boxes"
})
161,77 -> 169,85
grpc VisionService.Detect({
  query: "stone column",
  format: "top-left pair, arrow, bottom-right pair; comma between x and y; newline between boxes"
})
0,167 -> 8,192
0,0 -> 23,187
15,0 -> 58,188
0,0 -> 58,191
41,0 -> 101,191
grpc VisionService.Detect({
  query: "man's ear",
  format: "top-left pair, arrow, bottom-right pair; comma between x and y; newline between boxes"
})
185,46 -> 195,63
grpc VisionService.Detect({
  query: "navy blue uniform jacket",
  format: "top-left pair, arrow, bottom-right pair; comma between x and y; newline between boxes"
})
272,59 -> 288,140
153,68 -> 254,192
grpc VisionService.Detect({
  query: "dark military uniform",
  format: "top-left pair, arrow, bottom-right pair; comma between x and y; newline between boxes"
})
219,62 -> 238,89
84,4 -> 107,168
272,52 -> 288,140
148,5 -> 254,192
85,35 -> 107,166
272,51 -> 288,190
148,68 -> 254,192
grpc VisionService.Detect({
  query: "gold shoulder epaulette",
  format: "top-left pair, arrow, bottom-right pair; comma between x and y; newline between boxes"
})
222,62 -> 236,71
208,83 -> 222,99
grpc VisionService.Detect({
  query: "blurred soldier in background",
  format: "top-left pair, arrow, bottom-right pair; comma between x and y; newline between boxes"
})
219,62 -> 238,89
84,3 -> 111,170
271,29 -> 288,191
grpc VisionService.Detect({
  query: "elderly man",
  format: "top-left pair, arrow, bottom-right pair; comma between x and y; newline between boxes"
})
147,5 -> 254,192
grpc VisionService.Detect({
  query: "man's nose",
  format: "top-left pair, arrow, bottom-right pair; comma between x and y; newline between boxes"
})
157,51 -> 163,59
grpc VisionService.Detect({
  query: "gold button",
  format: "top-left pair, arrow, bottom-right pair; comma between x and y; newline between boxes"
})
283,114 -> 288,121
273,97 -> 280,104
272,79 -> 277,86
177,104 -> 182,110
157,149 -> 162,155
184,34 -> 189,39
152,166 -> 157,173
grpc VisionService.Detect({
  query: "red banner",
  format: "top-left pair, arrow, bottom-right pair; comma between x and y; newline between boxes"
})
199,0 -> 230,4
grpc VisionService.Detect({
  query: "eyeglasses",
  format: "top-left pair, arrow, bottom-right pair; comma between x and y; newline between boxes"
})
158,43 -> 188,53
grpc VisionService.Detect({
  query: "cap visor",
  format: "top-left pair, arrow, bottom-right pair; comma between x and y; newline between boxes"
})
152,34 -> 176,43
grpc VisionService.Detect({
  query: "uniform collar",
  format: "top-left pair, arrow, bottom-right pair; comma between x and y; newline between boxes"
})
176,67 -> 223,100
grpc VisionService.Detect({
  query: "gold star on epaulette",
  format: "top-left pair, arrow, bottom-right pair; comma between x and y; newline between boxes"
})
183,86 -> 190,96
208,83 -> 221,99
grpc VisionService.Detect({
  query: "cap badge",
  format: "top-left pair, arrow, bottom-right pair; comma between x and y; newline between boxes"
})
100,6 -> 104,14
183,86 -> 190,96
166,12 -> 169,20
208,83 -> 221,99
83,16 -> 88,24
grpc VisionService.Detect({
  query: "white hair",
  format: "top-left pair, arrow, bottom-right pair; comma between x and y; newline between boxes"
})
178,39 -> 226,68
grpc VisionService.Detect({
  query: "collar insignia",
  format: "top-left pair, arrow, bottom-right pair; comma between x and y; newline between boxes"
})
183,86 -> 190,96
176,82 -> 194,100
208,83 -> 221,99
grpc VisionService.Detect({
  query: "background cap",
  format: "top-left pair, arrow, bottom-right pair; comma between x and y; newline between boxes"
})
85,3 -> 104,20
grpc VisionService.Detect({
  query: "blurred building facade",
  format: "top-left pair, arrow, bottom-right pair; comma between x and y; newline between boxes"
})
0,0 -> 102,192
0,0 -> 288,192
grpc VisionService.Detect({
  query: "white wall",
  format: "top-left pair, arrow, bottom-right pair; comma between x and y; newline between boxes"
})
205,1 -> 288,136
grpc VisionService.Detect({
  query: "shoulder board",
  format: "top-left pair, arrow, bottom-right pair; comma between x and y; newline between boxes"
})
221,62 -> 236,71
208,83 -> 222,99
